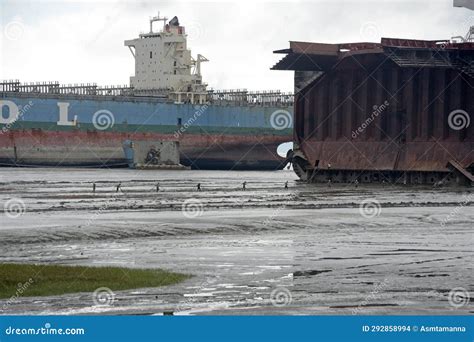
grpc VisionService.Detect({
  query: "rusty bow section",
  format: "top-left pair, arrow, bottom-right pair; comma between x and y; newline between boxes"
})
273,38 -> 474,185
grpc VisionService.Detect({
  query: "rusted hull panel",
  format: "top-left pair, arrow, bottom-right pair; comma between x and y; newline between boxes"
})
295,64 -> 473,144
285,43 -> 473,183
299,140 -> 473,172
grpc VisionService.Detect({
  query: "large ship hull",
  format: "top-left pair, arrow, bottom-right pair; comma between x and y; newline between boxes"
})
273,39 -> 473,184
0,95 -> 292,170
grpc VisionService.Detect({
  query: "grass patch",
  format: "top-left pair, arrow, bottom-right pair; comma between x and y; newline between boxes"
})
0,263 -> 190,299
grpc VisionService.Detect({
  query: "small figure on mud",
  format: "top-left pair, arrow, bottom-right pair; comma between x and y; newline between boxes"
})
156,182 -> 160,192
354,179 -> 359,188
92,182 -> 96,193
116,182 -> 122,192
284,181 -> 288,189
327,179 -> 332,187
242,181 -> 247,191
197,183 -> 201,191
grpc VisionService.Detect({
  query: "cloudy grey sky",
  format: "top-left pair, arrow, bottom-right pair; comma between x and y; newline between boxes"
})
0,0 -> 472,92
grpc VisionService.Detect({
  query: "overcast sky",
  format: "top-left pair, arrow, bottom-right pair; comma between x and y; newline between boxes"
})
0,0 -> 472,92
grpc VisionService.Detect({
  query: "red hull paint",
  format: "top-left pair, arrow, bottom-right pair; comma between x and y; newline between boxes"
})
0,130 -> 291,169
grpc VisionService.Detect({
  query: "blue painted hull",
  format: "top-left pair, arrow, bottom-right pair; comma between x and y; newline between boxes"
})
0,94 -> 293,169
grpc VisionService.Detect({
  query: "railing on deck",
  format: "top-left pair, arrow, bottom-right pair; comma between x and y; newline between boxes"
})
0,80 -> 294,107
208,89 -> 293,107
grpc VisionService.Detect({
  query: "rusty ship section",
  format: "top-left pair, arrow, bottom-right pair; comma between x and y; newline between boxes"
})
273,38 -> 474,185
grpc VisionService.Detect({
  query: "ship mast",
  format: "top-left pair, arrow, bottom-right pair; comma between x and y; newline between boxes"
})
149,12 -> 168,33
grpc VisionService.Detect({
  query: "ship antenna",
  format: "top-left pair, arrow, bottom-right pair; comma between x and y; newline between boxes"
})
149,12 -> 168,33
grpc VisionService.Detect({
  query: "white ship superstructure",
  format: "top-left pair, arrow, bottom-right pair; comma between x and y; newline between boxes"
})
125,14 -> 209,104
